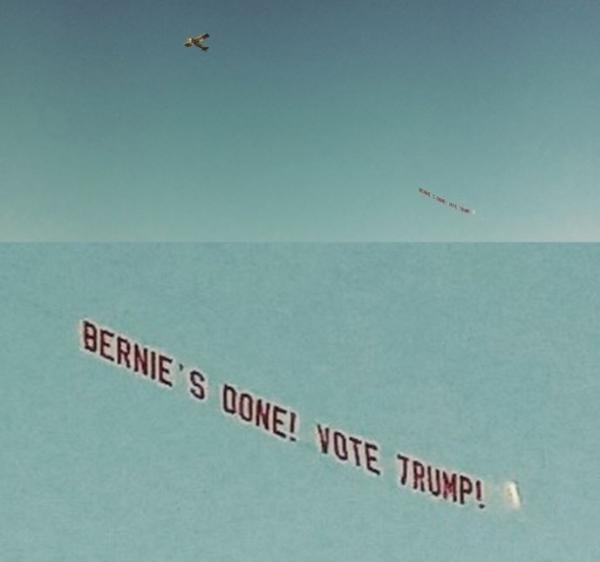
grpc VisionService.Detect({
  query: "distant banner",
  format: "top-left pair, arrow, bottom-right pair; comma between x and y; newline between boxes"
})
418,188 -> 476,215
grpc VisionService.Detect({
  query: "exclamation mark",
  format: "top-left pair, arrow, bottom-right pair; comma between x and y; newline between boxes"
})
288,411 -> 298,442
476,480 -> 485,509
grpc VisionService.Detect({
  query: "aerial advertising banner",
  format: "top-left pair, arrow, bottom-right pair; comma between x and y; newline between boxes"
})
80,317 -> 491,510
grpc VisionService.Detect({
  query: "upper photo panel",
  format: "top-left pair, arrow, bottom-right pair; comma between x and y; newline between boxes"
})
3,0 -> 599,240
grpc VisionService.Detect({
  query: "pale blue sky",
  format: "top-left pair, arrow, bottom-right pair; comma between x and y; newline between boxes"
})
1,244 -> 600,560
2,0 -> 599,240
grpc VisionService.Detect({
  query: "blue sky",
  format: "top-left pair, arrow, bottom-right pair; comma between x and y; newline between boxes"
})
1,244 -> 600,560
2,0 -> 600,240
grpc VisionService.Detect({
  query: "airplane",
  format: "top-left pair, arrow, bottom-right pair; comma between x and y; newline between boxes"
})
184,33 -> 210,51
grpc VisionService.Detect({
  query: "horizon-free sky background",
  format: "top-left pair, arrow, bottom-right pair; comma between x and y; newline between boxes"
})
2,244 -> 600,561
2,0 -> 600,240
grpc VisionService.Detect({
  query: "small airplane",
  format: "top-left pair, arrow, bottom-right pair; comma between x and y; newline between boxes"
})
184,33 -> 210,51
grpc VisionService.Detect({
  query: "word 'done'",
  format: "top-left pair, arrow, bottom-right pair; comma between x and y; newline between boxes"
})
221,383 -> 299,442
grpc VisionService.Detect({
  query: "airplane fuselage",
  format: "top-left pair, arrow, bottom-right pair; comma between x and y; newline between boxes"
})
184,34 -> 209,49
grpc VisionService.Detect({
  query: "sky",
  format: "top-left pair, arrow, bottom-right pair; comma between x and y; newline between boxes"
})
1,244 -> 599,561
2,0 -> 600,240
3,3 -> 599,559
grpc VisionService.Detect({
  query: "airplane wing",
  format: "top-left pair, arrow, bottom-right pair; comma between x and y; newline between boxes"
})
193,33 -> 209,40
